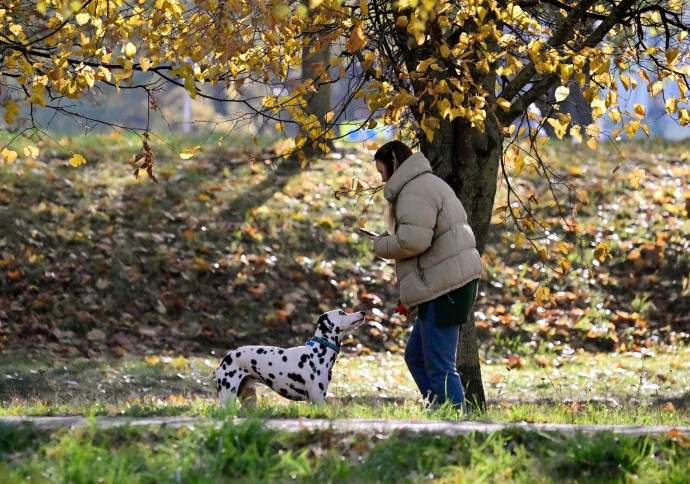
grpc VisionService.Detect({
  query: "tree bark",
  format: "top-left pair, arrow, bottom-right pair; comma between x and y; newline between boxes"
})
302,35 -> 333,158
421,114 -> 503,411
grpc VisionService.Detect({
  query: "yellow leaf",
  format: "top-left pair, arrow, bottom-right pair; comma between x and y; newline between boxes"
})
679,108 -> 690,126
75,12 -> 90,25
535,286 -> 552,307
9,23 -> 23,37
439,44 -> 451,59
558,257 -> 570,273
633,103 -> 646,119
649,80 -> 663,97
557,242 -> 571,255
569,125 -> 582,143
586,137 -> 598,150
144,355 -> 160,365
496,97 -> 511,111
590,97 -> 606,119
68,153 -> 86,167
593,242 -> 612,262
620,73 -> 631,90
559,64 -> 574,81
392,89 -> 417,107
316,216 -> 335,229
24,146 -> 39,158
421,115 -> 439,142
625,120 -> 640,139
414,28 -> 425,46
345,26 -> 367,53
4,101 -> 20,124
124,42 -> 137,59
665,97 -> 678,114
180,146 -> 201,159
630,168 -> 646,188
1,148 -> 18,163
638,68 -> 650,83
546,118 -> 568,139
514,155 -> 525,176
140,57 -> 151,72
437,98 -> 451,118
555,86 -> 570,102
666,48 -> 680,66
514,232 -> 526,248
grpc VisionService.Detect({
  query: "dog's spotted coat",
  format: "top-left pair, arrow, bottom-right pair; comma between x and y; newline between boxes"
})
213,309 -> 365,407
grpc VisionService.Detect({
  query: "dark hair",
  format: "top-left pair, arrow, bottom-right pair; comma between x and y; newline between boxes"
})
374,140 -> 413,176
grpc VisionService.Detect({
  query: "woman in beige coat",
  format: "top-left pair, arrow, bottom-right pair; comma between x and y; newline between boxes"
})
367,140 -> 483,411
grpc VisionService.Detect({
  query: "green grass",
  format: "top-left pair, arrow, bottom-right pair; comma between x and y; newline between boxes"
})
2,348 -> 689,426
2,420 -> 689,483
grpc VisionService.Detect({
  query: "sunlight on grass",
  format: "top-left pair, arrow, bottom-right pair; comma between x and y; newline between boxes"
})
2,348 -> 688,426
1,417 -> 689,482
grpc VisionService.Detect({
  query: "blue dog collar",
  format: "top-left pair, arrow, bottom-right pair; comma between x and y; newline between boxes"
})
307,336 -> 340,354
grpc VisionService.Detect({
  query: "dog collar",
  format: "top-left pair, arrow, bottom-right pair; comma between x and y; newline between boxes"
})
307,336 -> 340,354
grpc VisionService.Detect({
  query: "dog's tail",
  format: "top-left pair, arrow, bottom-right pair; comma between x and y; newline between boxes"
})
192,360 -> 215,382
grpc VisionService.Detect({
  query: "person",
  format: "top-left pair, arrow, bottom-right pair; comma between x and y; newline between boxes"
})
365,140 -> 483,412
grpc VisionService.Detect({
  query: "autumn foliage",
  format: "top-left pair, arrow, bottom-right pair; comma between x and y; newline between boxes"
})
1,0 -> 689,153
0,137 -> 688,359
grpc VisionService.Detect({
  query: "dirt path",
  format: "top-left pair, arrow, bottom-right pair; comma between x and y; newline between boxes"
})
2,416 -> 688,437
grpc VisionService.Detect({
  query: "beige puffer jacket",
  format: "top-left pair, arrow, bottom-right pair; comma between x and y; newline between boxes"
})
373,152 -> 483,309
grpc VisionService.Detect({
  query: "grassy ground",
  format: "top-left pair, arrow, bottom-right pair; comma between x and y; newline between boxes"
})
1,348 -> 689,427
1,132 -> 690,480
2,418 -> 690,482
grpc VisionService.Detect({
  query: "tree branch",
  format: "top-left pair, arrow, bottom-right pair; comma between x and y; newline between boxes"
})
501,0 -> 638,124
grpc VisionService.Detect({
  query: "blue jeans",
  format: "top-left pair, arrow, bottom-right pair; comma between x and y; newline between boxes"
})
404,301 -> 466,411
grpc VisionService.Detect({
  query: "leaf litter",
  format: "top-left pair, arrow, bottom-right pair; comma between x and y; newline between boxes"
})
0,137 -> 689,411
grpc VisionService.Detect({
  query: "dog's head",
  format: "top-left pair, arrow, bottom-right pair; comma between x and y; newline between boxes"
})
316,309 -> 366,340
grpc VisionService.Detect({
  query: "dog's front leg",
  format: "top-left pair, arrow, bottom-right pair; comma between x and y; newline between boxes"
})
218,386 -> 238,407
309,380 -> 328,407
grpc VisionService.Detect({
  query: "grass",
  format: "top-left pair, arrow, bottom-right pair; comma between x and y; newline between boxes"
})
2,348 -> 689,426
2,419 -> 690,482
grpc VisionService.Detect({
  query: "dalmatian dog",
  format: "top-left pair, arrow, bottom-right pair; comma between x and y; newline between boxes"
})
195,309 -> 366,407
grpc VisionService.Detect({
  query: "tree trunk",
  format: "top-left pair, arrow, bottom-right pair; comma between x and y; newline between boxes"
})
421,115 -> 503,411
301,32 -> 333,158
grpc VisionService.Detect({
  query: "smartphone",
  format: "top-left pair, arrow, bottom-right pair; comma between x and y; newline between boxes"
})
358,227 -> 380,237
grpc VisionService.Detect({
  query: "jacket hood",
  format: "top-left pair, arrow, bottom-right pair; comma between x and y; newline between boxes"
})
383,152 -> 432,202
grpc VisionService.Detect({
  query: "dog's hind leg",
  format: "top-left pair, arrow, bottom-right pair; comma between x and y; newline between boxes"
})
238,377 -> 258,408
216,368 -> 244,407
